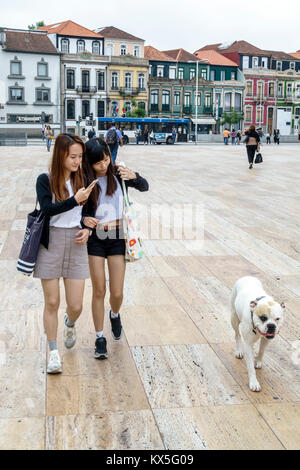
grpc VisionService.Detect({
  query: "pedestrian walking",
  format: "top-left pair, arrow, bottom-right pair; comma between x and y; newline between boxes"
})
172,128 -> 177,145
231,129 -> 237,145
82,138 -> 149,360
276,129 -> 280,145
149,130 -> 155,145
134,127 -> 141,145
236,130 -> 242,145
88,129 -> 96,140
257,128 -> 264,145
273,129 -> 277,144
34,133 -> 97,374
266,132 -> 271,144
223,128 -> 230,145
243,125 -> 261,170
45,126 -> 53,152
104,124 -> 123,164
144,129 -> 149,145
42,125 -> 45,141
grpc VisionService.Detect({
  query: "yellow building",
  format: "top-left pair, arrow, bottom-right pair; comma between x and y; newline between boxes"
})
94,26 -> 149,115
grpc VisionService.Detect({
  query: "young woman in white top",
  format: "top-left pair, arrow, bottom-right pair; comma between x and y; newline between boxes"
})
82,138 -> 149,359
34,133 -> 97,374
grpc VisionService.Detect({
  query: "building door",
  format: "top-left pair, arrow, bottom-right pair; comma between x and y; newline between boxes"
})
267,108 -> 274,133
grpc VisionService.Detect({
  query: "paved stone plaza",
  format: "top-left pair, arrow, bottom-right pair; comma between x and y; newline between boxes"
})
0,142 -> 300,450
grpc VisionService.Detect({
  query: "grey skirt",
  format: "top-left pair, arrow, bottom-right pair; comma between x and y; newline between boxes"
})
33,226 -> 89,280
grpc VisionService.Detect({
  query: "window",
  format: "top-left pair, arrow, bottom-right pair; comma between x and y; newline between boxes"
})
98,101 -> 105,117
162,90 -> 170,105
174,91 -> 180,106
82,100 -> 90,119
120,44 -> 127,55
246,81 -> 253,96
36,88 -> 50,102
169,67 -> 176,79
252,57 -> 258,68
290,62 -> 295,70
184,93 -> 191,106
231,71 -> 236,80
61,39 -> 69,53
97,71 -> 105,90
178,68 -> 184,79
157,66 -> 164,78
77,40 -> 85,53
37,62 -> 48,77
261,57 -> 268,68
111,101 -> 119,116
268,82 -> 275,97
82,71 -> 90,92
195,92 -> 201,107
257,82 -> 263,98
190,69 -> 195,80
111,72 -> 119,89
205,94 -> 211,107
245,106 -> 252,122
66,70 -> 75,89
220,70 -> 225,81
242,56 -> 249,69
295,107 -> 300,115
287,83 -> 293,97
67,100 -> 75,119
10,61 -> 21,76
201,69 -> 207,80
138,73 -> 145,90
151,90 -> 159,104
134,46 -> 140,57
125,72 -> 132,89
210,70 -> 215,81
215,92 -> 221,106
278,83 -> 283,97
9,88 -> 23,101
92,41 -> 101,55
124,101 -> 131,112
276,61 -> 282,71
224,93 -> 232,111
149,65 -> 152,76
296,86 -> 300,98
234,93 -> 241,111
138,102 -> 145,110
256,106 -> 263,123
106,43 -> 113,56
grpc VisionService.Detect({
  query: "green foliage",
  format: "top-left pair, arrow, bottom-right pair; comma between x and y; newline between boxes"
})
221,107 -> 243,126
28,21 -> 45,31
126,98 -> 147,118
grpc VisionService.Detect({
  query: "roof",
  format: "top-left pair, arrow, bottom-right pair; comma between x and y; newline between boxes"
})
264,50 -> 299,60
94,26 -> 143,41
194,49 -> 238,67
289,51 -> 300,59
144,46 -> 174,62
195,40 -> 266,56
163,48 -> 199,62
38,20 -> 103,38
4,30 -> 58,54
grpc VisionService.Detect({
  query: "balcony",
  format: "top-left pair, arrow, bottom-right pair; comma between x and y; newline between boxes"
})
150,104 -> 159,112
162,104 -> 170,112
119,87 -> 146,96
183,106 -> 192,114
76,86 -> 97,94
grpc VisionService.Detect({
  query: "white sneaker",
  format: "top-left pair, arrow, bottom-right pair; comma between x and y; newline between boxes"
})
63,313 -> 77,349
47,350 -> 62,374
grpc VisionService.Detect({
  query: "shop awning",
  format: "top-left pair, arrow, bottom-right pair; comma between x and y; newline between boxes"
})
192,118 -> 216,125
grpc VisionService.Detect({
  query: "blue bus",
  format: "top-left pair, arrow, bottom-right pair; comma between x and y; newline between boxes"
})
97,117 -> 189,144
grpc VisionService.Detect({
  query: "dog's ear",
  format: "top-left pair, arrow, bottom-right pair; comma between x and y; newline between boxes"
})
250,300 -> 258,310
281,302 -> 286,309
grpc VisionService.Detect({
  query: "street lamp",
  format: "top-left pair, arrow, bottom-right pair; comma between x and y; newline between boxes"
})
188,60 -> 199,145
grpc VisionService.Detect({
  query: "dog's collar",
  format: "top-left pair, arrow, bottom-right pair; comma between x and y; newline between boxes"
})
251,296 -> 267,334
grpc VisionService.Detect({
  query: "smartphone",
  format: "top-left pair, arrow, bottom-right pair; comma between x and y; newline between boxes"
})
87,179 -> 98,189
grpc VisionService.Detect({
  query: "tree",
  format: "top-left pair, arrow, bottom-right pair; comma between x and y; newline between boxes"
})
28,21 -> 45,31
221,107 -> 243,128
126,98 -> 147,118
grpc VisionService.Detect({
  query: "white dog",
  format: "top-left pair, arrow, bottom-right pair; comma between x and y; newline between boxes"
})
231,276 -> 285,392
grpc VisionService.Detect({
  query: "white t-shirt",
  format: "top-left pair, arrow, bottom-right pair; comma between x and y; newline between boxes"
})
95,176 -> 123,224
50,180 -> 82,228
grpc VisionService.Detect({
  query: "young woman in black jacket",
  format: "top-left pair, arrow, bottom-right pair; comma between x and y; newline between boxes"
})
243,125 -> 261,169
82,137 -> 149,360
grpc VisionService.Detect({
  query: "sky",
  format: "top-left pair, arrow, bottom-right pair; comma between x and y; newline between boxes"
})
1,0 -> 300,54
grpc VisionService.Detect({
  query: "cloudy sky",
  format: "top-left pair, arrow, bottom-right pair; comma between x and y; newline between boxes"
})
1,0 -> 300,54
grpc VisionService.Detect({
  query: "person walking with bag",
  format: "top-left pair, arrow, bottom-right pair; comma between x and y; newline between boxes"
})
243,125 -> 261,170
82,137 -> 149,360
104,124 -> 123,164
34,133 -> 97,374
45,126 -> 53,152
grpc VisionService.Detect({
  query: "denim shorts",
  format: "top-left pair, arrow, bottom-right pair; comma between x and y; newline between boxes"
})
87,228 -> 125,258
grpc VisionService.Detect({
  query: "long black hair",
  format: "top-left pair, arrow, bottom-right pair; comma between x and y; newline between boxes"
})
83,137 -> 117,209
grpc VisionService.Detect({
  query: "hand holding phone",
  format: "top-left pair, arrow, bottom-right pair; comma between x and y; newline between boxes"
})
87,179 -> 98,190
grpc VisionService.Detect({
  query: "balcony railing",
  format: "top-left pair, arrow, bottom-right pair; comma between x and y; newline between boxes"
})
119,87 -> 146,96
76,86 -> 97,94
183,106 -> 192,114
162,104 -> 170,112
150,104 -> 159,112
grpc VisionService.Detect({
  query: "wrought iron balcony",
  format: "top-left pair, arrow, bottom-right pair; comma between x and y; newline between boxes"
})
183,106 -> 192,114
76,86 -> 97,94
119,87 -> 146,96
150,104 -> 159,112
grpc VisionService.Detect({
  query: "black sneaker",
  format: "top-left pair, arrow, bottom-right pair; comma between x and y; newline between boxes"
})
110,310 -> 123,341
94,337 -> 108,360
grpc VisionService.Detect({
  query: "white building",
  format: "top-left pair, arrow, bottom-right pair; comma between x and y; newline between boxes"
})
0,28 -> 61,137
38,21 -> 109,137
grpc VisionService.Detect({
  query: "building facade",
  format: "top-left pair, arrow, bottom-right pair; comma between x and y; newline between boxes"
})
0,28 -> 61,137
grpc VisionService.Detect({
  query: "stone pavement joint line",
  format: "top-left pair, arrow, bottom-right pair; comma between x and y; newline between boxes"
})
0,144 -> 300,450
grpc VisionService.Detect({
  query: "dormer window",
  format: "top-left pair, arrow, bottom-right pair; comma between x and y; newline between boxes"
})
92,41 -> 101,55
252,57 -> 259,68
276,61 -> 282,71
77,40 -> 85,53
290,62 -> 295,70
120,44 -> 127,55
61,39 -> 69,53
